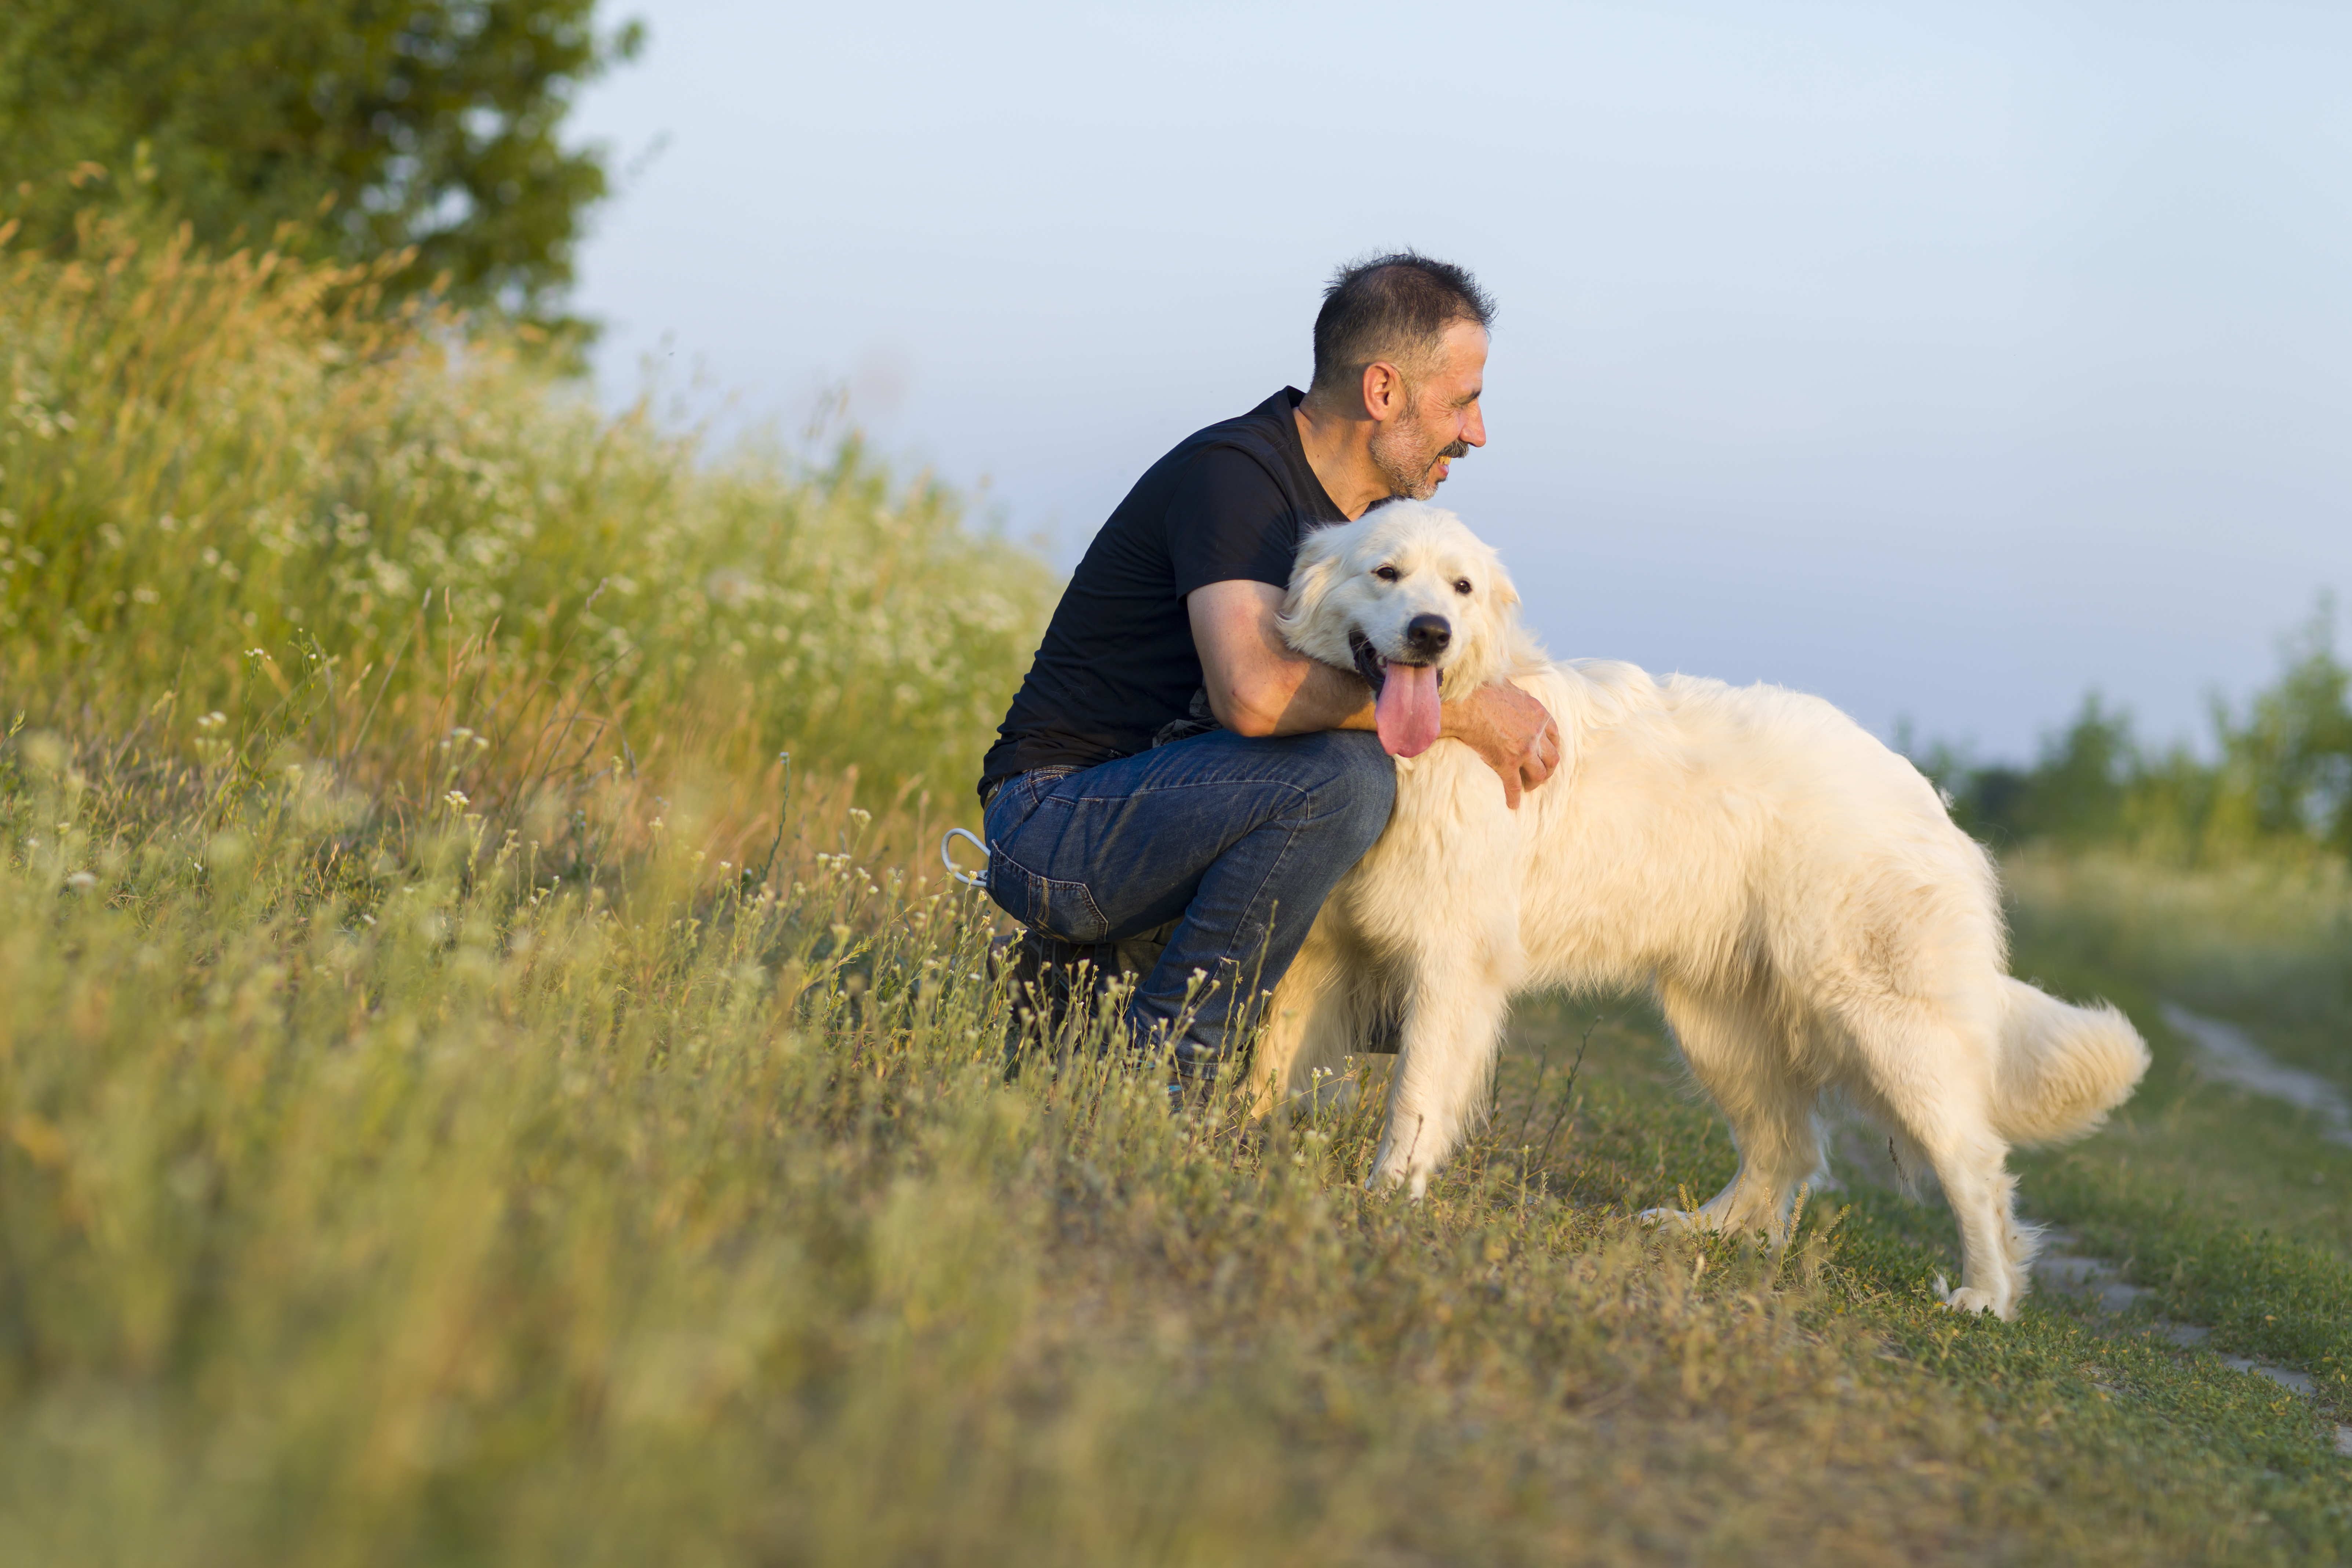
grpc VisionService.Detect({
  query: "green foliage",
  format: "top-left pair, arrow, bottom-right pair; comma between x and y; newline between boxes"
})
0,0 -> 643,330
1924,603 -> 2352,866
1928,693 -> 2137,847
2229,608 -> 2352,855
0,209 -> 1055,800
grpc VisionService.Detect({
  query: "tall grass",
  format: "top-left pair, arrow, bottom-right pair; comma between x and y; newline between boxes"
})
0,724 -> 2220,1566
2005,848 -> 2352,1054
0,210 -> 1055,799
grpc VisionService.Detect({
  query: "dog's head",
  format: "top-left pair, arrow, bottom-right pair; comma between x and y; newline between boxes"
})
1278,500 -> 1536,757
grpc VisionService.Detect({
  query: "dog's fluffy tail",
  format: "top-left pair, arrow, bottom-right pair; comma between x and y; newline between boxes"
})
1991,977 -> 2151,1147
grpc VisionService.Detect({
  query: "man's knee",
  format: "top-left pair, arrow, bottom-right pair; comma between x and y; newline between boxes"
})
1297,730 -> 1396,847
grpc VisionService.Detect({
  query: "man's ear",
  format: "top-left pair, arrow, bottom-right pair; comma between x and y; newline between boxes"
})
1361,359 -> 1409,422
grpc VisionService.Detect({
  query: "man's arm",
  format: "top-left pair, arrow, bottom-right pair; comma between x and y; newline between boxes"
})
1189,578 -> 1372,736
1188,580 -> 1561,806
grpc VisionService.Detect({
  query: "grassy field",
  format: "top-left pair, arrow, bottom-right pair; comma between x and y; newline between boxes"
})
6,745 -> 2351,1566
6,213 -> 2352,1564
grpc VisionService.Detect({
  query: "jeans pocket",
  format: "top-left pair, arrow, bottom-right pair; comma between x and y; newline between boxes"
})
987,845 -> 1111,944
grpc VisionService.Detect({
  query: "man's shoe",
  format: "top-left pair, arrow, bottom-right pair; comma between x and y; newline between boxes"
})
992,927 -> 1117,1073
988,921 -> 1187,1078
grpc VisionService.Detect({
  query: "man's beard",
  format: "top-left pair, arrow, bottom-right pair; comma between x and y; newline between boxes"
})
1370,410 -> 1471,501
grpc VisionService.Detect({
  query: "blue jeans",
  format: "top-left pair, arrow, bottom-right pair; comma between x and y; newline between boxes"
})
982,729 -> 1396,1080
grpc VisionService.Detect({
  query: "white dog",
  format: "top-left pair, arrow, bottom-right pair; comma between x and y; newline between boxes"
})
1257,501 -> 2149,1319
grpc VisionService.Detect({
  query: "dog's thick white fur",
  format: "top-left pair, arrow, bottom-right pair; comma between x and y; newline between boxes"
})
1257,501 -> 2149,1319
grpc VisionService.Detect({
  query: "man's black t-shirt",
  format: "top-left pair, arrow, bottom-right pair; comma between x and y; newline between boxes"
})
979,388 -> 1346,795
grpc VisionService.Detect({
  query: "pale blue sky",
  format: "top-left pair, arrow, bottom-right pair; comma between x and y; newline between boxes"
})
567,1 -> 2351,762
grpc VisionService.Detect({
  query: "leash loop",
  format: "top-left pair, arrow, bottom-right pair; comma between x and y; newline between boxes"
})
940,827 -> 990,890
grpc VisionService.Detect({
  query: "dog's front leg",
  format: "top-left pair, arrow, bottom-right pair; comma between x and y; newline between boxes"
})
1249,915 -> 1371,1118
1368,962 -> 1513,1198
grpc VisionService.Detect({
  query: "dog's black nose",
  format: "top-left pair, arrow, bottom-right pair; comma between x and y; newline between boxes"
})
1405,614 -> 1452,656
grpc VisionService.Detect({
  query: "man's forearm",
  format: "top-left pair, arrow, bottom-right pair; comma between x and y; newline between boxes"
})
1194,581 -> 1373,736
1204,644 -> 1371,736
1230,652 -> 1529,747
1254,653 -> 1374,735
1188,581 -> 1553,782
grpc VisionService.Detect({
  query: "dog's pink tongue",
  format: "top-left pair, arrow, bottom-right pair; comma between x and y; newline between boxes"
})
1374,663 -> 1442,757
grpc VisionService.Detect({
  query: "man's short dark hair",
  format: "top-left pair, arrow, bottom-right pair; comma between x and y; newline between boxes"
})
1309,252 -> 1495,403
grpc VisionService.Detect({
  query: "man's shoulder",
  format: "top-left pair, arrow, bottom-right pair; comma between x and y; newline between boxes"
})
1197,386 -> 1304,443
1081,387 -> 1330,589
1168,387 -> 1302,466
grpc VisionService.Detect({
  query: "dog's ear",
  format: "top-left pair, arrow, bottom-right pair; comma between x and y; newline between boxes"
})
1450,545 -> 1534,687
1487,555 -> 1551,674
1279,523 -> 1348,632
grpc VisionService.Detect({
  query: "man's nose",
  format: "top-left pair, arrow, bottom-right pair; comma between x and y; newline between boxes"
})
1462,403 -> 1486,448
1405,614 -> 1452,658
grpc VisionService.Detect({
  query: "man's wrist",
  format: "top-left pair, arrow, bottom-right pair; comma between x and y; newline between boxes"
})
1437,685 -> 1493,739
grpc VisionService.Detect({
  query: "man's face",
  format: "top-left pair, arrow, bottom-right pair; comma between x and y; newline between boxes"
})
1369,320 -> 1489,501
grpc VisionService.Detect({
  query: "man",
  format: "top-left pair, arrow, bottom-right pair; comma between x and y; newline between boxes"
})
977,253 -> 1557,1085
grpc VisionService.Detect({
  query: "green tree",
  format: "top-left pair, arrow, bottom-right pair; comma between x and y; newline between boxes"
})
2220,601 -> 2352,854
0,0 -> 642,331
1930,695 -> 2137,848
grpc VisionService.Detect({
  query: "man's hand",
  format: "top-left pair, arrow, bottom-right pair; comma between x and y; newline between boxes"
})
1441,682 -> 1558,808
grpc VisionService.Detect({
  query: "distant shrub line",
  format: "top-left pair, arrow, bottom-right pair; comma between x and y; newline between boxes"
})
1917,604 -> 2352,866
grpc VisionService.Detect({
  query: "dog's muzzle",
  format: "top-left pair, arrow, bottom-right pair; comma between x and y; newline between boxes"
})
1347,627 -> 1446,692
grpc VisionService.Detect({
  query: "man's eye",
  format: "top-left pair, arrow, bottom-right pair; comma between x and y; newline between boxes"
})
1453,579 -> 1473,595
1373,565 -> 1400,583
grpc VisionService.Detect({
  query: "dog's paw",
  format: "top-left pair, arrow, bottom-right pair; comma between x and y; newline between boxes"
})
1938,1279 -> 2006,1317
1636,1207 -> 1697,1230
1364,1160 -> 1433,1201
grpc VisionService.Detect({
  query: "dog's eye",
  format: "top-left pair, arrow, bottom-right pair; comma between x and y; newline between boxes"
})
1453,579 -> 1473,596
1373,565 -> 1400,583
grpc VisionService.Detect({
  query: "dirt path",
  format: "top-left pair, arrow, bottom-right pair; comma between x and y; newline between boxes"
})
2031,1002 -> 2352,1455
2031,1233 -> 2352,1456
2159,1001 -> 2352,1147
